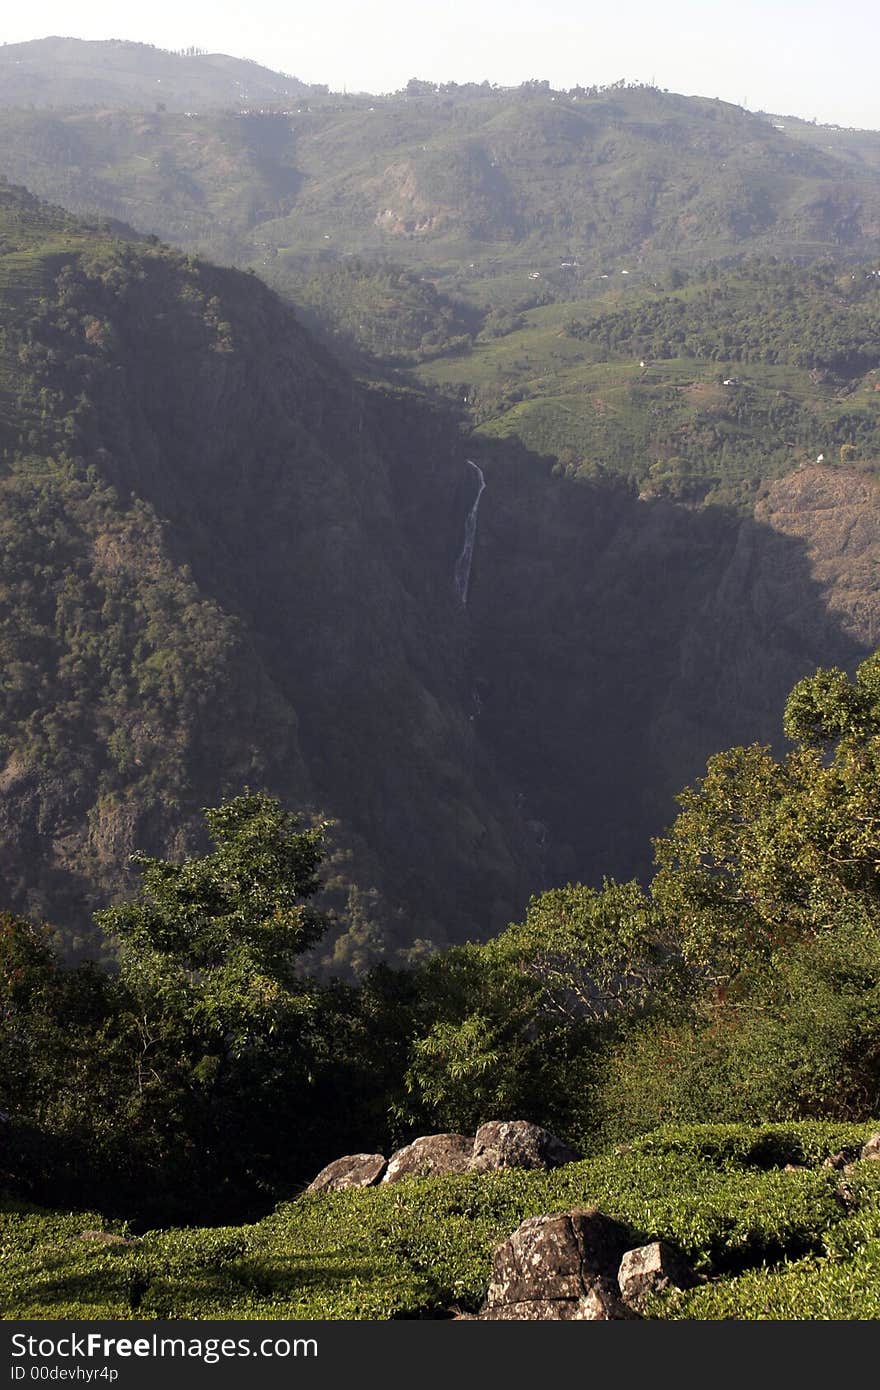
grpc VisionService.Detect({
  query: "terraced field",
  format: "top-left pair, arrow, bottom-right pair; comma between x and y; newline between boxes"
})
414,286 -> 880,507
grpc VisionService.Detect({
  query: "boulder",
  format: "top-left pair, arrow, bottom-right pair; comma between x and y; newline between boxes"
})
480,1208 -> 635,1320
861,1132 -> 880,1162
79,1230 -> 140,1247
306,1152 -> 387,1194
617,1241 -> 693,1307
469,1120 -> 579,1173
382,1133 -> 473,1183
481,1282 -> 632,1320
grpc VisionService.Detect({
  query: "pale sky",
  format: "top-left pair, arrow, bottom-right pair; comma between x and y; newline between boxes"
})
2,0 -> 878,130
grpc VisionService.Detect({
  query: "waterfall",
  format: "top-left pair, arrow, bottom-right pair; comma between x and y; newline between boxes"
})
453,459 -> 486,607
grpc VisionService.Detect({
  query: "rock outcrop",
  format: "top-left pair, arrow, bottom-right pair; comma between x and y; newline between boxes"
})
861,1132 -> 880,1162
479,1208 -> 636,1321
470,1120 -> 579,1173
617,1241 -> 693,1308
382,1133 -> 473,1183
307,1120 -> 581,1192
306,1153 -> 387,1194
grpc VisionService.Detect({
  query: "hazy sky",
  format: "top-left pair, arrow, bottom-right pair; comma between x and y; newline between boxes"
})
3,0 -> 878,129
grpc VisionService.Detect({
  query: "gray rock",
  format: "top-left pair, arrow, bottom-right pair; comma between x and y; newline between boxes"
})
617,1241 -> 692,1307
834,1174 -> 858,1210
79,1230 -> 140,1247
382,1133 -> 473,1183
481,1207 -> 634,1319
482,1282 -> 635,1320
469,1120 -> 579,1173
487,1212 -> 585,1305
306,1152 -> 387,1194
861,1132 -> 880,1162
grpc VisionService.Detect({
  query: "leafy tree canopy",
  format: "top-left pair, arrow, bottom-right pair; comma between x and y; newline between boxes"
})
96,792 -> 329,1046
654,651 -> 880,985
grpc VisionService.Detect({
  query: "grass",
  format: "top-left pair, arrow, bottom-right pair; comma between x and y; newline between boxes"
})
3,1121 -> 879,1320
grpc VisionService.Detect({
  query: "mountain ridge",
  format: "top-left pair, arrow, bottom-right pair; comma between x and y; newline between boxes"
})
0,37 -> 312,110
3,67 -> 880,284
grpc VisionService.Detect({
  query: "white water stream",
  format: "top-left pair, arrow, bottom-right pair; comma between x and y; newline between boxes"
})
453,459 -> 485,606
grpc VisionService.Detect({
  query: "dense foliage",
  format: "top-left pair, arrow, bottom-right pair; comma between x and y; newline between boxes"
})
277,257 -> 476,365
1,795 -> 406,1223
565,261 -> 880,376
3,654 -> 880,1234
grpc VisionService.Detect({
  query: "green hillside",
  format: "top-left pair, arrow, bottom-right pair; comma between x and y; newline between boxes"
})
3,79 -> 880,291
2,40 -> 880,1328
0,183 -> 878,959
414,260 -> 880,508
0,37 -> 311,111
250,83 -> 880,293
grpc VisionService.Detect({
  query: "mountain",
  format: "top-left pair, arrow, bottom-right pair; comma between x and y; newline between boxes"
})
0,184 -> 876,968
0,183 -> 540,964
467,443 -> 878,889
0,37 -> 311,111
2,80 -> 880,290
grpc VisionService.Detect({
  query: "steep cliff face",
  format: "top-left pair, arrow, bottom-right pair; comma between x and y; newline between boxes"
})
646,466 -> 878,854
469,458 -> 878,889
0,188 -> 537,957
754,466 -> 879,648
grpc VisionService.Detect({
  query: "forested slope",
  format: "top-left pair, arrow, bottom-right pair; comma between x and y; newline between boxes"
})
0,184 -> 535,962
0,183 -> 877,962
3,71 -> 880,285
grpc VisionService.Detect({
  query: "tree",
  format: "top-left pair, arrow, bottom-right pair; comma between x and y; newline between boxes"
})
396,879 -> 680,1142
2,797 -> 403,1220
399,941 -> 547,1134
491,879 -> 685,1024
84,794 -> 339,1214
653,651 -> 880,986
97,792 -> 329,1048
0,912 -> 57,1109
